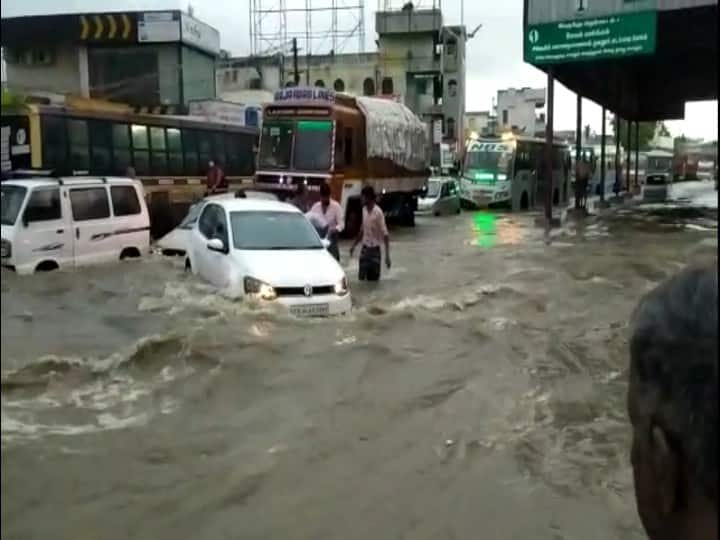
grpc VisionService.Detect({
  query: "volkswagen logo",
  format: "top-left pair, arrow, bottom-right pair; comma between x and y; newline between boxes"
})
303,284 -> 313,297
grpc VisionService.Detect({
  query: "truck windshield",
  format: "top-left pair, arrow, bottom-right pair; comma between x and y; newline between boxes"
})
1,185 -> 27,226
258,121 -> 294,170
294,120 -> 332,171
647,157 -> 672,172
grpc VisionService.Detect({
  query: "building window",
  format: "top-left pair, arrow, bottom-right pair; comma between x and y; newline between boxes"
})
381,77 -> 394,95
363,77 -> 375,96
333,78 -> 345,92
446,117 -> 456,139
448,79 -> 457,98
446,41 -> 457,58
315,79 -> 326,88
502,110 -> 509,125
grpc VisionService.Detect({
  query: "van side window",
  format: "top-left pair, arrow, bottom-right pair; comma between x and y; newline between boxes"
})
199,205 -> 229,246
110,186 -> 141,216
70,187 -> 111,221
24,188 -> 61,222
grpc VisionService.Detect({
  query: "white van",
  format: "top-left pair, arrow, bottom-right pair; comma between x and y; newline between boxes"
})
1,177 -> 150,275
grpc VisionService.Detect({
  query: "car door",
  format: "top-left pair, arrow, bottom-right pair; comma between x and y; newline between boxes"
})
20,186 -> 73,270
193,204 -> 232,288
68,185 -> 115,267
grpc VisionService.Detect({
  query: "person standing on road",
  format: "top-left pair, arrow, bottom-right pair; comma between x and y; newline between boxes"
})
350,185 -> 391,281
627,264 -> 717,540
309,182 -> 344,261
575,158 -> 591,210
206,159 -> 227,195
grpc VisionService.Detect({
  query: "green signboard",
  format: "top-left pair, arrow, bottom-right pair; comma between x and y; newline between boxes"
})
525,11 -> 657,65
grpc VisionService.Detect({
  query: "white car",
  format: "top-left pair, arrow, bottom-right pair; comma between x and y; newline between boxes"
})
157,190 -> 278,256
1,176 -> 149,274
186,198 -> 351,316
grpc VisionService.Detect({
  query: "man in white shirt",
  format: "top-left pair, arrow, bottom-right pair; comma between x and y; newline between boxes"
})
309,182 -> 344,261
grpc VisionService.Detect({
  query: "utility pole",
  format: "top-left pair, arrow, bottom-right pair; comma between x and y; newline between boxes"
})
292,38 -> 300,86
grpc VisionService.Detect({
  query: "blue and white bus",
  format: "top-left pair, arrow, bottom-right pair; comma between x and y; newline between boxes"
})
460,134 -> 570,211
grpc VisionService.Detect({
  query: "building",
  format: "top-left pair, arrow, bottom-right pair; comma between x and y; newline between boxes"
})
216,4 -> 468,152
1,10 -> 220,108
464,110 -> 496,137
496,87 -> 546,137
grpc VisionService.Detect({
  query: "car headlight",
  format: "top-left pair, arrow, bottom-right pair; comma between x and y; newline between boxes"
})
334,277 -> 348,296
244,276 -> 277,300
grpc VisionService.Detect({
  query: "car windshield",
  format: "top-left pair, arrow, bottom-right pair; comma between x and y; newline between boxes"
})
1,185 -> 27,226
179,203 -> 203,229
258,121 -> 294,170
230,211 -> 323,250
293,120 -> 332,171
425,181 -> 441,197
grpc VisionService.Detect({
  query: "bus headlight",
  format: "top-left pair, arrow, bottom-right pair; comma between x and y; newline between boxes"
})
334,277 -> 348,296
244,276 -> 277,300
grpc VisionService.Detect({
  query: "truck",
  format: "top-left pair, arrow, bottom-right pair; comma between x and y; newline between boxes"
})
253,86 -> 430,236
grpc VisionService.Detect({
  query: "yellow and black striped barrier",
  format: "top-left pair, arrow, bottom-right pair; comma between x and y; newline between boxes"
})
79,13 -> 134,42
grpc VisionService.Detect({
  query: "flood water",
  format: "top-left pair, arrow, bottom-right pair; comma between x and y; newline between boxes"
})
2,183 -> 717,539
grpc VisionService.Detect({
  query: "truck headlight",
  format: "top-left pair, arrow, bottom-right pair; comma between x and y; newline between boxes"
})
244,276 -> 277,300
334,277 -> 348,296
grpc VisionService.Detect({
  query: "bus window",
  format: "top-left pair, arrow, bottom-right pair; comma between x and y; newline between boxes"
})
166,128 -> 184,176
150,127 -> 168,175
68,119 -> 89,171
88,120 -> 112,175
41,115 -> 68,169
131,125 -> 150,175
212,132 -> 225,166
183,129 -> 200,175
112,124 -> 131,175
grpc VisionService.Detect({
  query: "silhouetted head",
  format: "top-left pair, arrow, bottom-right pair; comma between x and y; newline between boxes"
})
320,182 -> 332,206
628,264 -> 718,540
361,185 -> 376,208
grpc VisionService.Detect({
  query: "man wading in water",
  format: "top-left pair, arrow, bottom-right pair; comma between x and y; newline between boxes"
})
627,264 -> 717,540
309,182 -> 344,261
350,185 -> 391,281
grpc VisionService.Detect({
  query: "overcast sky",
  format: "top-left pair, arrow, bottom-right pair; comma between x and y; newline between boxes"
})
3,0 -> 717,139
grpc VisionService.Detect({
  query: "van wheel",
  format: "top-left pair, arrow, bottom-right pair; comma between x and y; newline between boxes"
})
35,260 -> 59,272
120,247 -> 141,260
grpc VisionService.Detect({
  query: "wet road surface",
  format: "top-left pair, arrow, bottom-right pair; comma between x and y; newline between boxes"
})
2,182 -> 717,539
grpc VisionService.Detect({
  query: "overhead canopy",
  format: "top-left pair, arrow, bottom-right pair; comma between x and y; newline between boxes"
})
524,3 -> 718,121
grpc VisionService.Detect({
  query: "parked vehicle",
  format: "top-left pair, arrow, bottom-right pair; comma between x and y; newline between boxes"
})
1,176 -> 149,274
157,190 -> 278,256
185,198 -> 351,316
254,87 -> 430,236
641,150 -> 673,203
418,176 -> 461,216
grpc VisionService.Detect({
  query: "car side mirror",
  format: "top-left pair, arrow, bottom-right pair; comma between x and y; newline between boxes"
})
321,238 -> 331,249
207,238 -> 226,253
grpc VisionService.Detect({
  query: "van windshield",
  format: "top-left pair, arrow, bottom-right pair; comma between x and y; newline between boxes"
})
1,185 -> 27,226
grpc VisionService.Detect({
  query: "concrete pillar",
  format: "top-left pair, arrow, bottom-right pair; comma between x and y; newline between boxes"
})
544,69 -> 555,221
634,121 -> 640,190
625,119 -> 632,192
614,115 -> 621,196
600,107 -> 606,201
574,94 -> 582,209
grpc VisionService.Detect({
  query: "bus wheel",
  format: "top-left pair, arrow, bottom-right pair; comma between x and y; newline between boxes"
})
520,192 -> 529,210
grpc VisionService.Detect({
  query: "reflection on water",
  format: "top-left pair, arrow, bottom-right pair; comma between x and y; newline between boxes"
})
471,211 -> 525,247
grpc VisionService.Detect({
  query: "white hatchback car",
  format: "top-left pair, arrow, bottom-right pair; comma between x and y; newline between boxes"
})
186,198 -> 351,316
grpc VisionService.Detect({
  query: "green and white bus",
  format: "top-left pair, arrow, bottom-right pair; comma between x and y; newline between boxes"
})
460,135 -> 570,211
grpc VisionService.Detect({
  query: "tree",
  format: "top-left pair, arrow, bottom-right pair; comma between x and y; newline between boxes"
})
612,116 -> 657,151
657,122 -> 671,137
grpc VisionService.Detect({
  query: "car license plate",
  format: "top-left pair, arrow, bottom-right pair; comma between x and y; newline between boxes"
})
290,303 -> 330,317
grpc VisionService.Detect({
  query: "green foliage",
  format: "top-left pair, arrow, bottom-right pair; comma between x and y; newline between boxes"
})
612,116 -> 657,151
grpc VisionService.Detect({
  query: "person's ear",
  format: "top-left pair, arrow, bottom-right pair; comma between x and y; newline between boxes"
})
650,425 -> 680,515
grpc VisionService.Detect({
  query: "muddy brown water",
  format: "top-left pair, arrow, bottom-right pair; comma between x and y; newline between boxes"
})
2,185 -> 717,539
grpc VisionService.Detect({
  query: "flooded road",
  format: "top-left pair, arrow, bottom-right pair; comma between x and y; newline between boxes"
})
2,182 -> 717,539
